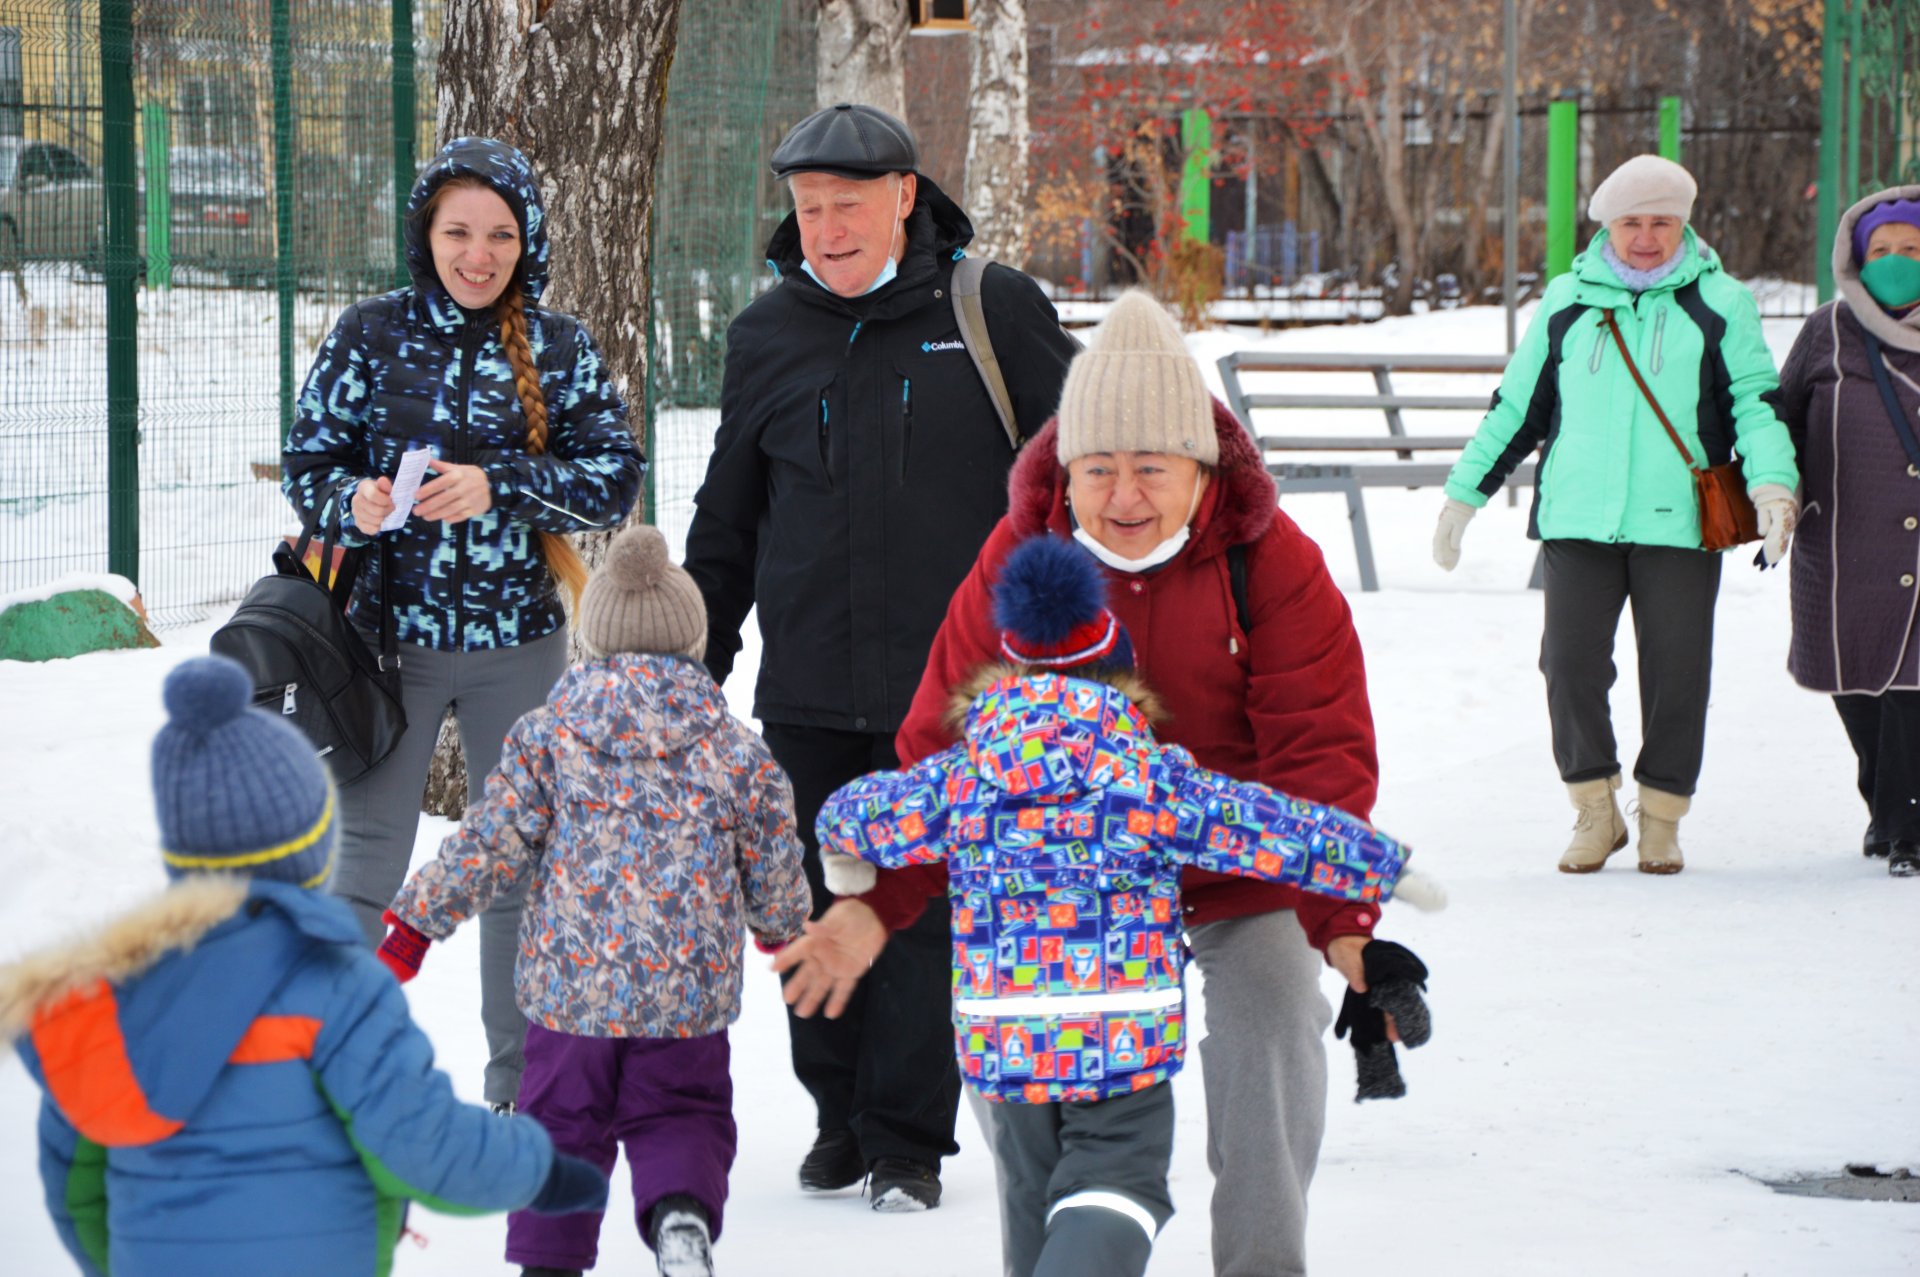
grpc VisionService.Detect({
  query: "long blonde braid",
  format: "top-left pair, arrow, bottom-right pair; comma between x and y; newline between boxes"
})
496,288 -> 590,609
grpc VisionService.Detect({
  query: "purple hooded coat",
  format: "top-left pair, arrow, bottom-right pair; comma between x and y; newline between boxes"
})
1772,183 -> 1920,693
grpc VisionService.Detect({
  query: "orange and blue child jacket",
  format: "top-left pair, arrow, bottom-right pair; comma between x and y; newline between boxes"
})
817,672 -> 1409,1105
3,877 -> 553,1277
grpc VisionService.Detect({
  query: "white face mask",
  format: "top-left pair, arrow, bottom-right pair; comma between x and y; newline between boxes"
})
1073,523 -> 1190,573
1067,477 -> 1203,574
799,174 -> 904,296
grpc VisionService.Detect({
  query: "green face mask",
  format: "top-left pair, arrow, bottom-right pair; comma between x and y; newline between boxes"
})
1860,252 -> 1920,309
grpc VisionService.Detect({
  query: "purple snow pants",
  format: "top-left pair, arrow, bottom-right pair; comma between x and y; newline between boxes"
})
505,1023 -> 736,1271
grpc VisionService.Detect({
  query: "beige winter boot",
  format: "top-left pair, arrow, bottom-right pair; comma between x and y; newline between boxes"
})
1557,774 -> 1628,873
1633,785 -> 1689,874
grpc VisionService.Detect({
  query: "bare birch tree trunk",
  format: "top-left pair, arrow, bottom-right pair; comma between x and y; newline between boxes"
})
421,0 -> 684,816
1339,7 -> 1420,317
815,0 -> 908,116
962,0 -> 1029,267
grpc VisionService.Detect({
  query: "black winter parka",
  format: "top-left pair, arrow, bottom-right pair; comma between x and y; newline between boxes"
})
685,176 -> 1076,733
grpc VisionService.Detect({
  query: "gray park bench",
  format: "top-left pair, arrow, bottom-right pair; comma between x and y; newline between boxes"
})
1217,351 -> 1539,591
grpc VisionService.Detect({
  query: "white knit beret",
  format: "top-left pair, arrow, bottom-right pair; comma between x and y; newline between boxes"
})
1588,155 -> 1697,225
1055,289 -> 1216,467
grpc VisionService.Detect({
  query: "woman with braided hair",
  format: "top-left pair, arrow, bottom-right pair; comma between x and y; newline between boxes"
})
283,137 -> 644,1110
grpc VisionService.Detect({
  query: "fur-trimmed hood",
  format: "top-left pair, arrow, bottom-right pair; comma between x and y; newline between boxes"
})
1008,398 -> 1276,558
1834,183 -> 1920,354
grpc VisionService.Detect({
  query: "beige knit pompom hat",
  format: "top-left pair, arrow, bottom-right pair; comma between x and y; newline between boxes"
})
1055,289 -> 1217,467
577,524 -> 708,660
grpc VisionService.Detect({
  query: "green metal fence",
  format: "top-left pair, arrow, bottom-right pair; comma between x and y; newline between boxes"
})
1818,0 -> 1920,298
0,0 -> 434,627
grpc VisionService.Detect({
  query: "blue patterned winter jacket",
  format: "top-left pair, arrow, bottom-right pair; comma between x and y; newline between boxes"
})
282,137 -> 644,650
817,672 -> 1410,1104
0,877 -> 553,1277
389,653 -> 812,1038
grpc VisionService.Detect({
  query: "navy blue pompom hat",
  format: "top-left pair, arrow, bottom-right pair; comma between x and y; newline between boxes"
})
151,656 -> 336,887
993,536 -> 1134,673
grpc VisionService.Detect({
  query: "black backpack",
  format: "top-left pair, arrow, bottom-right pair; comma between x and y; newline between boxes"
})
211,518 -> 406,786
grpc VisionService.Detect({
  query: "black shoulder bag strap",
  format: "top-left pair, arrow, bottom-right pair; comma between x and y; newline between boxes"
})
291,484 -> 401,675
1227,542 -> 1252,636
1855,315 -> 1920,471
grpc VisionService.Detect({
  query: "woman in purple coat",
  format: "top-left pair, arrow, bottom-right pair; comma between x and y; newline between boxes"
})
1772,185 -> 1920,878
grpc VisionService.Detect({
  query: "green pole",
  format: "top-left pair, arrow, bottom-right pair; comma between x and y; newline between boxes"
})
272,0 -> 295,443
392,0 -> 416,290
1817,0 -> 1846,301
1179,107 -> 1212,244
102,0 -> 139,585
1545,99 -> 1578,281
1658,96 -> 1681,162
140,103 -> 170,290
1844,0 -> 1863,200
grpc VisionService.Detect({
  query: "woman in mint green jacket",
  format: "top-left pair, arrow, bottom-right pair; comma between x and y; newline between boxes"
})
1431,155 -> 1799,876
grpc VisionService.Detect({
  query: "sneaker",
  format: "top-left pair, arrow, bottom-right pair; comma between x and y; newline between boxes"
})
1891,842 -> 1919,878
490,1101 -> 517,1117
797,1128 -> 864,1192
868,1156 -> 941,1213
651,1198 -> 714,1277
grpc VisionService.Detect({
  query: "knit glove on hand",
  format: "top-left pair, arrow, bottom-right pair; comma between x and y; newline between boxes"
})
1750,483 -> 1799,567
1431,499 -> 1477,571
1332,940 -> 1433,1102
376,911 -> 431,984
527,1153 -> 611,1216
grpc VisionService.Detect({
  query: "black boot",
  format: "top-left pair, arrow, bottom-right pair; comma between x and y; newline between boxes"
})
798,1128 -> 863,1192
868,1156 -> 942,1212
1890,841 -> 1919,877
521,1268 -> 583,1277
1864,824 -> 1892,859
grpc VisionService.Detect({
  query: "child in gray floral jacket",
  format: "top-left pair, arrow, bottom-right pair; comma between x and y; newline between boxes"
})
378,525 -> 810,1277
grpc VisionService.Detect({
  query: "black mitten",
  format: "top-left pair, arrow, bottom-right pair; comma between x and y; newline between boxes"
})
528,1153 -> 610,1216
1332,940 -> 1431,1102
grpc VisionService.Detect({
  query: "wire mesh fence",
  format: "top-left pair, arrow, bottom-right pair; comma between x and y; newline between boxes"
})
644,0 -> 814,553
0,0 -> 435,627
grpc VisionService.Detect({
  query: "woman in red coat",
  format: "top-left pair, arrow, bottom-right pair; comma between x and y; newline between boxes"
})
838,290 -> 1388,1276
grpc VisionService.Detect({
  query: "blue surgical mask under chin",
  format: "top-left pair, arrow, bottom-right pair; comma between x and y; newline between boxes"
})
804,253 -> 897,296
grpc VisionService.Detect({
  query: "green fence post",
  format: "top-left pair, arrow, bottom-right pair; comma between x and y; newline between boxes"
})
140,103 -> 170,290
102,0 -> 139,586
392,0 -> 416,290
1658,95 -> 1681,163
1817,0 -> 1846,302
1545,99 -> 1578,282
1845,0 -> 1863,199
1180,107 -> 1212,244
272,0 -> 295,443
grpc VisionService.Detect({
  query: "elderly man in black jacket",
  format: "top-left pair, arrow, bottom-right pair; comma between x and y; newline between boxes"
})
684,104 -> 1076,1212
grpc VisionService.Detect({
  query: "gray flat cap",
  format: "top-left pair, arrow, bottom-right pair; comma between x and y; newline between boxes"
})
770,103 -> 919,181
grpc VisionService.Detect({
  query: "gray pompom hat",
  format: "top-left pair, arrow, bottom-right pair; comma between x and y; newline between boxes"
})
577,525 -> 708,660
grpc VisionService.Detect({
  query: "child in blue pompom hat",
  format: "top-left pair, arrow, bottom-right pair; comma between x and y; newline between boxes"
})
0,654 -> 608,1277
775,535 -> 1440,1277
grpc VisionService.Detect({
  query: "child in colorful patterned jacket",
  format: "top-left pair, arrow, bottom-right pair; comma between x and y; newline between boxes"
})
776,535 -> 1435,1277
378,526 -> 812,1277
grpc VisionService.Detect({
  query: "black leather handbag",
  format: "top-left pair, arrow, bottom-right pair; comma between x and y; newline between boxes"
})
211,513 -> 407,786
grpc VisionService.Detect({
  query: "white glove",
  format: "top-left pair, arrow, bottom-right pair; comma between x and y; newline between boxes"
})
1431,499 -> 1478,571
1750,483 -> 1798,566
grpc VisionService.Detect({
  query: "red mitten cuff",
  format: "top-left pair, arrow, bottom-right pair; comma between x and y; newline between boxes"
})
376,910 -> 432,983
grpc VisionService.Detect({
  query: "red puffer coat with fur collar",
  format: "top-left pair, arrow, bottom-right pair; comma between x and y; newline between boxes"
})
868,399 -> 1382,947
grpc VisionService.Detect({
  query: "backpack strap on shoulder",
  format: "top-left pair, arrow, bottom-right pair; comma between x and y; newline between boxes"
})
950,255 -> 1023,451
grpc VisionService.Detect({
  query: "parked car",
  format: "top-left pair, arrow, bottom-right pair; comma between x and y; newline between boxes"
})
0,138 -> 272,286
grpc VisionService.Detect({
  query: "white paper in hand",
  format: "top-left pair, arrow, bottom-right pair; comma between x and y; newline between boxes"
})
379,448 -> 434,532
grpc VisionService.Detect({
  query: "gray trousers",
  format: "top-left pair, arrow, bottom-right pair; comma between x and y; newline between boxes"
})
1539,539 -> 1723,796
1188,909 -> 1332,1277
331,627 -> 570,1104
987,1082 -> 1175,1277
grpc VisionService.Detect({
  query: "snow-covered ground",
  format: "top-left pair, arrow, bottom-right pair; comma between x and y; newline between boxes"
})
2,305 -> 1916,1275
